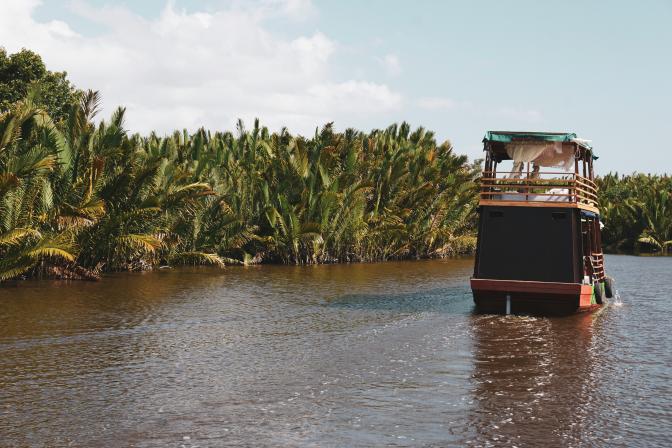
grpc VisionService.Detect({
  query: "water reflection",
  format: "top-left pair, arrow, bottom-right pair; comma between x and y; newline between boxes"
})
469,312 -> 599,446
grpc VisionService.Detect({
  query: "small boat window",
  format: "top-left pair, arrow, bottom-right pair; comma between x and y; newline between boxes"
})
489,211 -> 504,218
552,212 -> 567,220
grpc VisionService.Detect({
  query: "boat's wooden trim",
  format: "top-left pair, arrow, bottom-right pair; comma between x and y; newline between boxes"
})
482,170 -> 575,176
471,278 -> 587,295
480,191 -> 576,197
478,199 -> 600,214
478,170 -> 599,209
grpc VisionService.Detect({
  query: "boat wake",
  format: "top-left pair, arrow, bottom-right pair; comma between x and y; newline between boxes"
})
610,290 -> 624,307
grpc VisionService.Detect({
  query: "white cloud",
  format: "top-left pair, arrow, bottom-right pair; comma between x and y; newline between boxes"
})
379,53 -> 401,76
0,0 -> 402,135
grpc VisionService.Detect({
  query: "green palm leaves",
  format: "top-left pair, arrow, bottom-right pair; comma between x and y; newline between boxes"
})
635,188 -> 672,254
0,99 -> 78,281
0,92 -> 481,282
597,173 -> 672,254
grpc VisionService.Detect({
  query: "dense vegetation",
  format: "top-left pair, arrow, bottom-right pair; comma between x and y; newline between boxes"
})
0,89 -> 479,281
0,49 -> 669,282
597,173 -> 672,254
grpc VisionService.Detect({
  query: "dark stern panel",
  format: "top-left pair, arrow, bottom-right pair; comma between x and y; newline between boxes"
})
475,206 -> 579,283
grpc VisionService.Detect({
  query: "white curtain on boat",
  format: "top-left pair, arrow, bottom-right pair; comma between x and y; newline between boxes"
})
505,143 -> 548,178
506,143 -> 548,164
505,142 -> 574,174
533,143 -> 575,170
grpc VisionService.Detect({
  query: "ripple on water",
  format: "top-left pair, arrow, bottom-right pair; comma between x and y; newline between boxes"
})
0,256 -> 671,447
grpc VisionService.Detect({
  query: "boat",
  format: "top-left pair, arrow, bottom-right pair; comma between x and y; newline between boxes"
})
470,131 -> 614,315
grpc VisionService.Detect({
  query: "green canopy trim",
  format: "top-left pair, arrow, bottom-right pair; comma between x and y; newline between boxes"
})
483,131 -> 597,158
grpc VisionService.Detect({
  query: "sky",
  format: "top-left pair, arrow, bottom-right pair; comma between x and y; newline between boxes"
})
1,0 -> 670,173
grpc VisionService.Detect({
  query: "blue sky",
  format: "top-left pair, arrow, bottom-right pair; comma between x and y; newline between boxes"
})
3,0 -> 671,173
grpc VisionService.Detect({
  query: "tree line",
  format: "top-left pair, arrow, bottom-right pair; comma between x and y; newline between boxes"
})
597,173 -> 671,254
0,54 -> 479,280
0,49 -> 669,282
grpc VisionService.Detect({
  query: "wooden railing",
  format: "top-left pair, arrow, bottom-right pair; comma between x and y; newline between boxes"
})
479,171 -> 599,209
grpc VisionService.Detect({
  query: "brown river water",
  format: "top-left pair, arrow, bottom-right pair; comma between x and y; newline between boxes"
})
0,255 -> 671,447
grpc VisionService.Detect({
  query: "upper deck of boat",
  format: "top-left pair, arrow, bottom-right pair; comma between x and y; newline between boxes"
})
479,131 -> 599,214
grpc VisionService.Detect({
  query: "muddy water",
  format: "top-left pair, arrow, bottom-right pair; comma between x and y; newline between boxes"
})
0,256 -> 670,447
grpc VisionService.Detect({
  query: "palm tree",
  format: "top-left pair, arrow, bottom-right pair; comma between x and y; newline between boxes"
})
0,98 -> 78,280
635,188 -> 672,254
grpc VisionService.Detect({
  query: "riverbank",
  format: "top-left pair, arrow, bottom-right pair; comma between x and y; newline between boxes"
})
4,246 -> 669,287
2,254 -> 477,285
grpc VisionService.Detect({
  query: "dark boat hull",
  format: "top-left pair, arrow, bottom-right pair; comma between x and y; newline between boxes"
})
471,278 -> 600,315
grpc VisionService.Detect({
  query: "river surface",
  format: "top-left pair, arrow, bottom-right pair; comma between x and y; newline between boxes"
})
0,255 -> 671,447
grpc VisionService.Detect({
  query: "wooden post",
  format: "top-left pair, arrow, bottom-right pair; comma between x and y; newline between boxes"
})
574,144 -> 579,203
596,218 -> 602,248
581,153 -> 587,204
587,219 -> 592,257
571,211 -> 579,282
525,162 -> 530,199
484,151 -> 491,199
